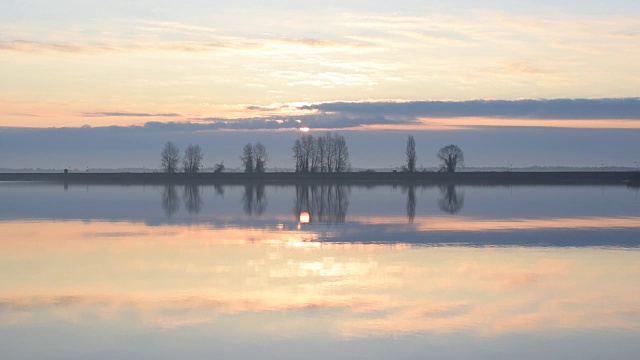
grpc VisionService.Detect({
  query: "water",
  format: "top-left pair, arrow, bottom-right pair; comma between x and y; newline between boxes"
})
1,182 -> 639,359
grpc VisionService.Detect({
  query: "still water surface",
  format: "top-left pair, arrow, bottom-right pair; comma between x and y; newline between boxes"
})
1,182 -> 639,359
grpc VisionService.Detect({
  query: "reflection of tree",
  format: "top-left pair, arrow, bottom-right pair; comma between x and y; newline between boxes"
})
242,183 -> 267,215
438,185 -> 464,214
295,184 -> 350,224
214,184 -> 225,197
162,184 -> 179,217
183,184 -> 203,214
405,186 -> 416,223
254,184 -> 267,215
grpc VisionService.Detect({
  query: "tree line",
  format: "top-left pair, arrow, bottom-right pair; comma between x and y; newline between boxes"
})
161,142 -> 221,174
405,135 -> 464,173
161,142 -> 205,173
240,142 -> 268,173
161,133 -> 464,173
292,132 -> 350,173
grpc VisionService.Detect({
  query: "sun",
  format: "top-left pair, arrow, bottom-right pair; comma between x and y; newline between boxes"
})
300,127 -> 310,132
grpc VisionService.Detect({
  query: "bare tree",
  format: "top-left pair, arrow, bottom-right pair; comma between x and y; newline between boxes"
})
182,144 -> 203,173
292,132 -> 349,173
292,135 -> 315,173
325,133 -> 335,172
437,144 -> 464,173
334,134 -> 350,173
253,142 -> 268,173
301,135 -> 315,172
214,161 -> 225,173
405,135 -> 416,172
292,139 -> 303,172
240,143 -> 254,173
316,135 -> 327,173
161,141 -> 180,173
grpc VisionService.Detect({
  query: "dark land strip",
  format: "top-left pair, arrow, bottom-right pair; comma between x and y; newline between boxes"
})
1,171 -> 638,186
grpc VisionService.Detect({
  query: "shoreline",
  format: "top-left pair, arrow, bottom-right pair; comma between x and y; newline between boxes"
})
1,171 -> 638,186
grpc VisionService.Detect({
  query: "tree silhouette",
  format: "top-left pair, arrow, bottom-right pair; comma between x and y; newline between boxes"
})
292,139 -> 303,172
240,143 -> 254,173
253,142 -> 268,173
405,135 -> 417,172
161,141 -> 180,173
334,134 -> 350,172
292,132 -> 349,173
214,162 -> 225,173
182,144 -> 203,173
437,144 -> 464,173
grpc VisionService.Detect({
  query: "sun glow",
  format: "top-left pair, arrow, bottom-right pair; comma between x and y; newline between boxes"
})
300,127 -> 310,132
299,211 -> 311,223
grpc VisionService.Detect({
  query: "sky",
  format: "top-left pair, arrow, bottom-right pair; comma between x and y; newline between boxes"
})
1,0 -> 640,169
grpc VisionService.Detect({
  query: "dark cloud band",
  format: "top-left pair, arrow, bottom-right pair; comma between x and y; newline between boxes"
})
301,98 -> 640,120
72,97 -> 640,133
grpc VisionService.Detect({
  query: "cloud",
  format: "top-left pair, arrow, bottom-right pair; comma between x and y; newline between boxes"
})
83,112 -> 182,118
0,40 -> 127,54
143,112 -> 407,131
49,97 -> 640,133
282,38 -> 374,48
301,98 -> 640,120
485,62 -> 556,75
0,37 -> 369,55
6,112 -> 45,118
0,39 -> 239,54
135,20 -> 220,35
608,32 -> 640,39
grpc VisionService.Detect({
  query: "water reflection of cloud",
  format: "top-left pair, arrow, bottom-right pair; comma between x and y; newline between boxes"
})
351,216 -> 640,232
84,231 -> 153,238
2,290 -> 638,337
1,220 -> 639,338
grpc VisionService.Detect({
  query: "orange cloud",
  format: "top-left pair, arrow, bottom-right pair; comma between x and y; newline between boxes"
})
419,117 -> 640,129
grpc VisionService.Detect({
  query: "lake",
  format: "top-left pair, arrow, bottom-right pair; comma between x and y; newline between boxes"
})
1,182 -> 639,359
